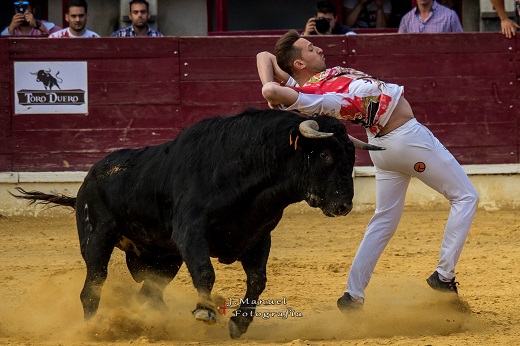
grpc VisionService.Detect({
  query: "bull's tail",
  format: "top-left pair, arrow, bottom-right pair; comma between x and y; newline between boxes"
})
56,71 -> 63,83
56,71 -> 62,90
10,187 -> 77,210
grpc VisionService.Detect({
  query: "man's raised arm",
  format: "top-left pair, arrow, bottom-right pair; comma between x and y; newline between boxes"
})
256,51 -> 290,85
256,50 -> 340,115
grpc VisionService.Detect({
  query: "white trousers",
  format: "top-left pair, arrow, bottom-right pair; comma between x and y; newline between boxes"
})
346,118 -> 478,302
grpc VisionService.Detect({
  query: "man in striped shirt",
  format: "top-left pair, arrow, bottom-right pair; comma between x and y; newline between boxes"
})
111,0 -> 163,37
398,0 -> 463,33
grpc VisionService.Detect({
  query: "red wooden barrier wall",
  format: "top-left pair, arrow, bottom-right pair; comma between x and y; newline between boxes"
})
0,33 -> 518,172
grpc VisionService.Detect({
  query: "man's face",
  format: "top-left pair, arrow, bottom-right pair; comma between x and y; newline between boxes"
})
315,11 -> 335,34
66,6 -> 87,34
129,3 -> 150,29
293,37 -> 327,74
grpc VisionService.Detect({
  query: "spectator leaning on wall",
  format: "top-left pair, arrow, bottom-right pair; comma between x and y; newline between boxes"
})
489,0 -> 520,38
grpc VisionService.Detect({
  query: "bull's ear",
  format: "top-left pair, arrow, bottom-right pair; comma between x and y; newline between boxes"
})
289,128 -> 301,151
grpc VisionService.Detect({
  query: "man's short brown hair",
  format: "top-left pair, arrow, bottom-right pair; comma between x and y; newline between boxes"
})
275,30 -> 302,75
67,0 -> 88,13
130,0 -> 149,11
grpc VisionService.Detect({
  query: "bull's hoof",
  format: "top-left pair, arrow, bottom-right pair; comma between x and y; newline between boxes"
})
228,316 -> 249,339
192,307 -> 217,324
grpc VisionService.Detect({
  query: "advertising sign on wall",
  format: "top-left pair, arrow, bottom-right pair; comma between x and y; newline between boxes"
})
14,61 -> 88,114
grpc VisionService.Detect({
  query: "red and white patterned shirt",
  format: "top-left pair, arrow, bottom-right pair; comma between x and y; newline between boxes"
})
282,67 -> 404,136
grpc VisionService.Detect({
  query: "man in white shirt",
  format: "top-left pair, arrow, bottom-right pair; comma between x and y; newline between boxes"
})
257,30 -> 479,311
49,0 -> 99,38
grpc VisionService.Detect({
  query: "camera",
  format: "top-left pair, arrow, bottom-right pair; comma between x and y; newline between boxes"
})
314,17 -> 331,34
15,1 -> 29,13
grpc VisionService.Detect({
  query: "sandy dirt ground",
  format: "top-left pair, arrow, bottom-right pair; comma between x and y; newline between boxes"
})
0,205 -> 519,346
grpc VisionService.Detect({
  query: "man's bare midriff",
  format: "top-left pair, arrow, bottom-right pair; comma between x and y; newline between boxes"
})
377,97 -> 415,136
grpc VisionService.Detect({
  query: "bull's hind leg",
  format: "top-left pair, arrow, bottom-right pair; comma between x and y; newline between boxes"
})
80,238 -> 116,319
136,255 -> 183,309
77,209 -> 118,320
229,235 -> 270,339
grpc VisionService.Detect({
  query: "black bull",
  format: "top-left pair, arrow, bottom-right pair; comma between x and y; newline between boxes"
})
13,108 -> 382,339
30,69 -> 62,90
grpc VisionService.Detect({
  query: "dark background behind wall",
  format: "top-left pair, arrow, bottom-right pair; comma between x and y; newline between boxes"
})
2,0 -> 474,37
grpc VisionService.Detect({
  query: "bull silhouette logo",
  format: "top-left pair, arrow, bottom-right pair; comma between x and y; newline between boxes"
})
30,69 -> 63,90
15,61 -> 87,113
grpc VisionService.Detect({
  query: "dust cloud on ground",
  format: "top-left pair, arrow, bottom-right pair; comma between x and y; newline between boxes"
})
0,206 -> 518,345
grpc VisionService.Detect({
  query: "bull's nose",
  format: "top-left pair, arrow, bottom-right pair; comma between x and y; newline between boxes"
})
323,202 -> 352,217
337,202 -> 352,216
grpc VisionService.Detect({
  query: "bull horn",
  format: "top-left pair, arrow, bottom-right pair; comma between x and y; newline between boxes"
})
45,68 -> 51,73
299,120 -> 333,139
30,71 -> 38,75
348,135 -> 386,151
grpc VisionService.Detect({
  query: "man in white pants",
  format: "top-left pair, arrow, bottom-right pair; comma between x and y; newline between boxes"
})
256,30 -> 478,311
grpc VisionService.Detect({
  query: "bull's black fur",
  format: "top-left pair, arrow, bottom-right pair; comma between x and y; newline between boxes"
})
13,108 -> 356,339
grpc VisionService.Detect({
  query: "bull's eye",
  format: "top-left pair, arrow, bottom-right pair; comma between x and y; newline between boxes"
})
320,151 -> 331,162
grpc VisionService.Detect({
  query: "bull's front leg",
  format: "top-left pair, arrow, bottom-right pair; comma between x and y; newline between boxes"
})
176,229 -> 217,324
229,235 -> 271,339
